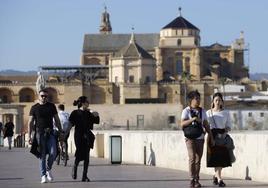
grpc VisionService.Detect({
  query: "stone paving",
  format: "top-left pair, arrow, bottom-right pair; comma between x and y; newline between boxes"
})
0,147 -> 268,188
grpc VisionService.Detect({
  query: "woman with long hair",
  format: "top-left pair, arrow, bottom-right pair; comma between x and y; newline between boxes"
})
65,96 -> 99,182
206,92 -> 232,187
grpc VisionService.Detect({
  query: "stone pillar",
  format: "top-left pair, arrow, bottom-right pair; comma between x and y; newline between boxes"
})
14,114 -> 22,134
122,60 -> 125,83
109,58 -> 113,82
13,114 -> 17,134
119,84 -> 125,104
193,48 -> 201,80
155,47 -> 163,81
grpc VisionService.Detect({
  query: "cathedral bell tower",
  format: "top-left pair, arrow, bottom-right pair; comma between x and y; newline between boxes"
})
99,6 -> 112,34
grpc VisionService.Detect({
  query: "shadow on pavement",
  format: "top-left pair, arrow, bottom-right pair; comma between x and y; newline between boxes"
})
0,178 -> 24,181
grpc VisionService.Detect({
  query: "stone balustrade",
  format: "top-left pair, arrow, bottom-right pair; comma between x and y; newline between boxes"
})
82,130 -> 268,183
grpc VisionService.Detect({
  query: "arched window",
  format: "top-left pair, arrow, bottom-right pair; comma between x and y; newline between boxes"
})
0,88 -> 12,103
19,88 -> 35,102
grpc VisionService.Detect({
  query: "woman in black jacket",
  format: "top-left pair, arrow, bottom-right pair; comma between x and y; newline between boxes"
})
66,96 -> 99,182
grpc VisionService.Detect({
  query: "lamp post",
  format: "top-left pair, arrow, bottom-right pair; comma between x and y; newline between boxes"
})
219,77 -> 227,100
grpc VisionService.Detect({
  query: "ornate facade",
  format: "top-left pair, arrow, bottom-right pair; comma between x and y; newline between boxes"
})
79,7 -> 249,105
82,8 -> 248,82
0,8 -> 256,133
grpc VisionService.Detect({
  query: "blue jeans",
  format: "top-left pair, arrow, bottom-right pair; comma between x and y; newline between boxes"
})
39,133 -> 57,177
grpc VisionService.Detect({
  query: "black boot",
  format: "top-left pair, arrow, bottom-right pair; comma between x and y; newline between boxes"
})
82,159 -> 90,182
218,180 -> 226,187
72,165 -> 77,180
82,174 -> 90,182
213,176 -> 218,185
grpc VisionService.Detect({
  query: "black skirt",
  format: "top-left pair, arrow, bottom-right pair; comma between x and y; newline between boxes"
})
74,133 -> 90,162
207,129 -> 231,168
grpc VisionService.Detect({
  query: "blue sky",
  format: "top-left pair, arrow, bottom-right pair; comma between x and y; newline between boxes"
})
0,0 -> 267,73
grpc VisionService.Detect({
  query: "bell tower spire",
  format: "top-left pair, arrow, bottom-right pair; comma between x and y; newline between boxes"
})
99,5 -> 112,34
130,26 -> 136,44
178,7 -> 182,17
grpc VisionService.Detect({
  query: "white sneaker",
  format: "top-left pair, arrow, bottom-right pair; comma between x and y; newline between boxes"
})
41,175 -> 47,184
46,170 -> 53,182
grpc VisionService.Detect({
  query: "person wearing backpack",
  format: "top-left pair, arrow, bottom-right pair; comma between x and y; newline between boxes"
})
180,90 -> 213,188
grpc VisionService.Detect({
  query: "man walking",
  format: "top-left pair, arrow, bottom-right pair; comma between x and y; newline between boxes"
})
57,104 -> 70,159
28,89 -> 64,184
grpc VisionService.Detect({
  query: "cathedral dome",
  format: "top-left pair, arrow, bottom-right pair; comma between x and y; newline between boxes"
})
160,14 -> 200,47
162,16 -> 199,31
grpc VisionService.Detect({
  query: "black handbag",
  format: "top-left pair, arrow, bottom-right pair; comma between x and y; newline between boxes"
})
83,131 -> 95,149
183,108 -> 203,139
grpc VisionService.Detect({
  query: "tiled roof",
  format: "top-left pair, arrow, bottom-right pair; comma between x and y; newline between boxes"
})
203,43 -> 230,50
83,33 -> 159,53
114,41 -> 154,59
162,16 -> 199,30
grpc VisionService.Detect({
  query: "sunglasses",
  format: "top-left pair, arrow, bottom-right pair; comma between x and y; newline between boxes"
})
41,95 -> 48,98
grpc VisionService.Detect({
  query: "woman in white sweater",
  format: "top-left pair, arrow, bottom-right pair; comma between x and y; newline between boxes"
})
206,92 -> 231,187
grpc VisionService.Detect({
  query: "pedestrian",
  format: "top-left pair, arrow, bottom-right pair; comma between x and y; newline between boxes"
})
180,90 -> 213,188
65,96 -> 99,182
0,121 -> 2,147
57,104 -> 70,159
28,88 -> 64,184
3,117 -> 14,150
206,92 -> 233,187
0,121 -> 3,136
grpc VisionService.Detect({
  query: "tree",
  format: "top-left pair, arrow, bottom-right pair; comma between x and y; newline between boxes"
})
219,77 -> 227,100
181,71 -> 194,107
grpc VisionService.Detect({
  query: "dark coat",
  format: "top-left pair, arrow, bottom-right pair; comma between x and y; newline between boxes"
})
30,132 -> 41,158
4,122 -> 14,138
69,109 -> 99,161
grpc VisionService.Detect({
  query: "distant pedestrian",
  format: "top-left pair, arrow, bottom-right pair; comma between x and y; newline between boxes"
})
28,89 -> 64,184
57,104 -> 70,159
3,117 -> 14,150
206,92 -> 234,187
65,96 -> 100,182
180,90 -> 213,188
0,121 -> 2,146
147,143 -> 156,166
0,121 -> 3,135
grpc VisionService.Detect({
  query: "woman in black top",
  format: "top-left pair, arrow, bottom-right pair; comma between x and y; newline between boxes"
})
66,96 -> 99,182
